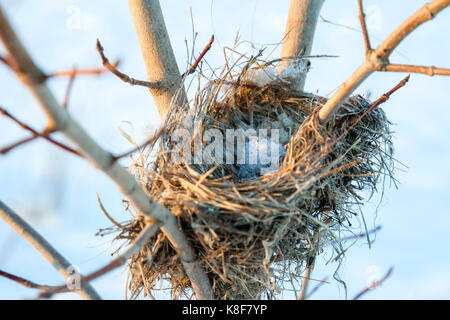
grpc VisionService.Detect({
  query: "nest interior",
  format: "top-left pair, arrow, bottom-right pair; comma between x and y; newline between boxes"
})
103,61 -> 395,300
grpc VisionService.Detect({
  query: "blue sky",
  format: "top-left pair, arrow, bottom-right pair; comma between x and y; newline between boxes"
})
0,0 -> 449,299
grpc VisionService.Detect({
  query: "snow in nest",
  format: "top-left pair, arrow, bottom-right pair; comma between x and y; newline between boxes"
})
237,135 -> 286,180
243,61 -> 308,88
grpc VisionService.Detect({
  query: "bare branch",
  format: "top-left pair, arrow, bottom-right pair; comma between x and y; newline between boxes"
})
0,269 -> 53,290
382,64 -> 450,76
0,106 -> 82,156
0,54 -> 9,66
353,267 -> 393,300
128,0 -> 188,119
318,0 -> 450,123
0,201 -> 101,300
39,222 -> 160,299
342,75 -> 410,136
0,5 -> 213,299
96,39 -> 165,88
357,0 -> 372,54
278,0 -> 325,91
182,34 -> 214,77
48,60 -> 120,78
0,135 -> 37,155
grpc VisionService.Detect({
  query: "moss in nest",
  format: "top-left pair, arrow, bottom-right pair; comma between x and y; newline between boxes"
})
107,59 -> 394,300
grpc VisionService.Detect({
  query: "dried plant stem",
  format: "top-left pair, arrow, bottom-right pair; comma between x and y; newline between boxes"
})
0,201 -> 101,300
0,6 -> 213,300
48,60 -> 120,78
0,269 -> 53,290
128,0 -> 188,119
278,0 -> 325,91
318,0 -> 450,123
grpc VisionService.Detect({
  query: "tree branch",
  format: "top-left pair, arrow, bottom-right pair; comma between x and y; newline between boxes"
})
382,64 -> 450,76
128,0 -> 188,119
277,0 -> 325,91
357,0 -> 372,55
181,34 -> 214,77
39,222 -> 161,299
96,39 -> 165,88
352,267 -> 393,300
0,106 -> 82,156
0,201 -> 101,300
318,0 -> 450,123
0,5 -> 213,299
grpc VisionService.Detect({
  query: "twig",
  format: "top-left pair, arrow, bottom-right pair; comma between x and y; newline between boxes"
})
382,64 -> 450,76
62,67 -> 77,109
277,0 -> 325,91
352,267 -> 394,300
318,0 -> 450,123
0,54 -> 9,66
0,269 -> 53,290
113,126 -> 164,160
358,0 -> 372,54
39,222 -> 161,299
0,201 -> 101,300
303,276 -> 329,300
182,35 -> 214,77
343,75 -> 410,135
0,106 -> 82,157
0,5 -> 214,299
128,0 -> 188,119
47,60 -> 120,78
96,39 -> 165,89
0,135 -> 36,155
342,225 -> 382,241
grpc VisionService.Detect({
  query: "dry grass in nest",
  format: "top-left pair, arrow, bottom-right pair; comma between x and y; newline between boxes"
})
98,58 -> 395,300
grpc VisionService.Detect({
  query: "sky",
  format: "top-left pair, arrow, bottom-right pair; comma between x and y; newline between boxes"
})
0,0 -> 450,300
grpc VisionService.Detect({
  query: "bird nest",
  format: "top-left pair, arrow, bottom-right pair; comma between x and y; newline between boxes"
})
101,59 -> 394,300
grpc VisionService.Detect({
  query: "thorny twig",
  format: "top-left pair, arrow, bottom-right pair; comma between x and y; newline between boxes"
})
47,60 -> 120,79
357,0 -> 372,55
